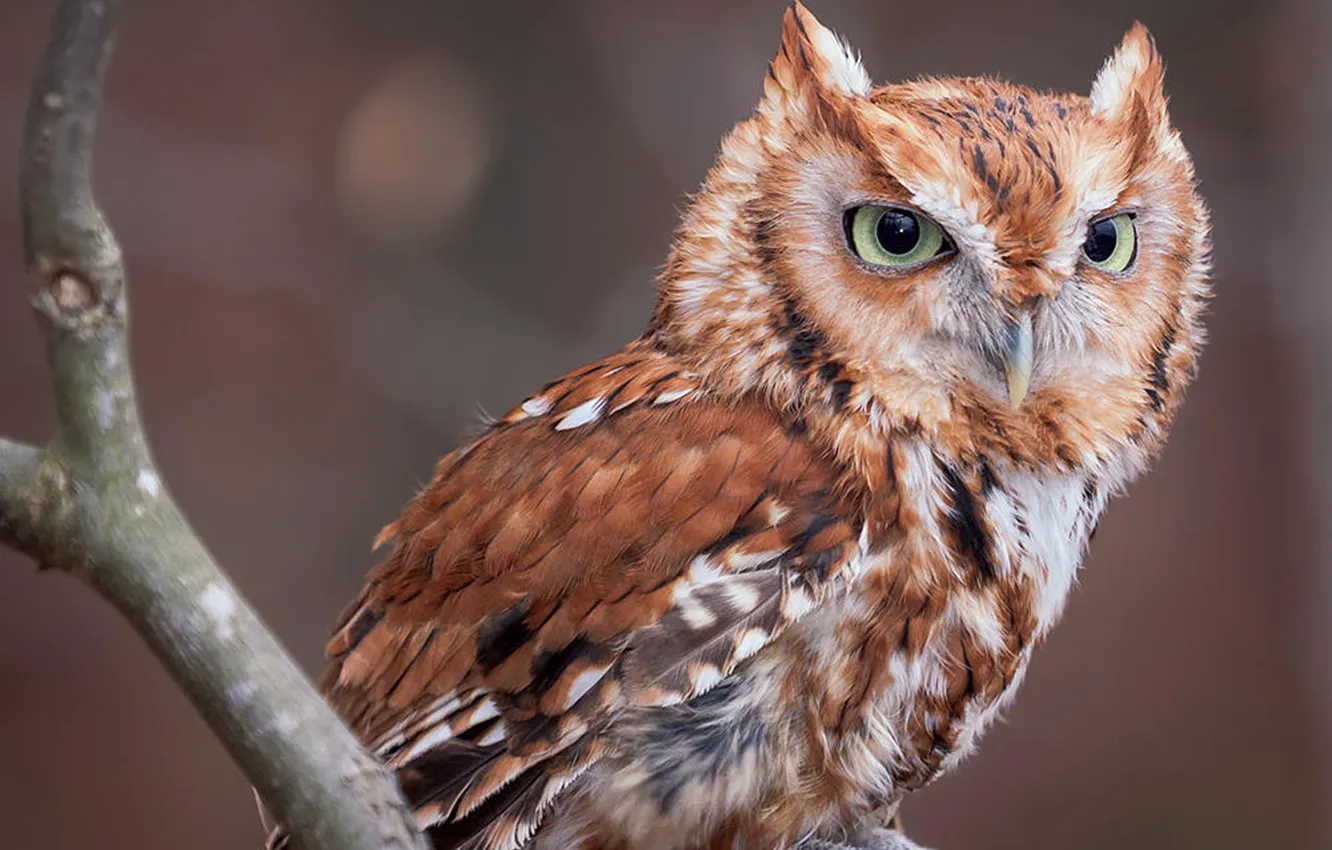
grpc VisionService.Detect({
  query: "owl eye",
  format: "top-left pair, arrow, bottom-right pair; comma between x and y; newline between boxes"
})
847,205 -> 951,269
1081,212 -> 1137,272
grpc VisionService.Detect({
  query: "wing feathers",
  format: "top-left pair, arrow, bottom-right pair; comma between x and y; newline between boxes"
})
312,345 -> 883,850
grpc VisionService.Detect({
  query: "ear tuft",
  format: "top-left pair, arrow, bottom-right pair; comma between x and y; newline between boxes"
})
791,2 -> 871,97
1089,22 -> 1166,119
766,2 -> 870,108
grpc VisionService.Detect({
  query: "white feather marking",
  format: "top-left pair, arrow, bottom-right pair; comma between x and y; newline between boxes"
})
423,694 -> 465,724
637,688 -> 686,708
653,387 -> 693,405
538,756 -> 598,812
375,733 -> 405,756
393,693 -> 466,745
782,584 -> 818,620
949,590 -> 1006,653
722,548 -> 785,572
690,663 -> 724,694
521,396 -> 551,417
375,719 -> 410,753
469,698 -> 500,726
1005,468 -> 1105,631
684,554 -> 725,588
677,594 -> 718,630
554,397 -> 605,430
476,722 -> 507,746
564,665 -> 611,709
394,722 -> 456,765
733,628 -> 770,661
898,441 -> 948,556
835,524 -> 872,584
978,485 -> 1021,576
501,754 -> 603,850
724,579 -> 762,612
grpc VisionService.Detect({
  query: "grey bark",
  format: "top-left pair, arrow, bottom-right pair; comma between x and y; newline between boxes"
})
0,2 -> 429,849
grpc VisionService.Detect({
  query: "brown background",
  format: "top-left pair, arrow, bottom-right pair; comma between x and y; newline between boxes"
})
0,0 -> 1327,848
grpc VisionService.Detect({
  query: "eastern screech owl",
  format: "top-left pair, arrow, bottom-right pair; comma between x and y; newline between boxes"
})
266,4 -> 1210,849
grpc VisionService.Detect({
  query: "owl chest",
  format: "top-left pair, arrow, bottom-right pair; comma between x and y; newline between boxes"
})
800,453 -> 1107,796
572,458 -> 1106,847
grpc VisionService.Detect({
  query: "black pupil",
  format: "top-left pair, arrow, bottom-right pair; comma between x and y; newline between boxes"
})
876,210 -> 921,255
1084,218 -> 1118,263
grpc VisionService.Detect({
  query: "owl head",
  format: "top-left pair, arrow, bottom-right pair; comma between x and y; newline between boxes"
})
655,3 -> 1210,478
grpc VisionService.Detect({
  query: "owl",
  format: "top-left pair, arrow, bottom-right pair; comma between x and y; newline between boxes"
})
267,4 -> 1210,850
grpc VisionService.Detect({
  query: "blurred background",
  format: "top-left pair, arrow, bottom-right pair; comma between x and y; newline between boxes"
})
0,0 -> 1326,847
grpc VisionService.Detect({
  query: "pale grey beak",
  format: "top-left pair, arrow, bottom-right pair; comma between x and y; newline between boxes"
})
1005,312 -> 1034,409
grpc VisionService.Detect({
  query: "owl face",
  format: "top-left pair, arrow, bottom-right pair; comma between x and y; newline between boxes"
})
658,5 -> 1210,473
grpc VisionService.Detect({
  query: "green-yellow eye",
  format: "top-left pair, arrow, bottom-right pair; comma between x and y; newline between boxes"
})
847,205 -> 950,268
1082,212 -> 1137,272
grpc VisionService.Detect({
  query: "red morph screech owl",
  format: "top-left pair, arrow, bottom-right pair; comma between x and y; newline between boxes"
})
265,4 -> 1211,849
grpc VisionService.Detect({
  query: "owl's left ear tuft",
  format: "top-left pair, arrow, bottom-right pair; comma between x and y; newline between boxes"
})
1089,22 -> 1167,121
763,2 -> 871,119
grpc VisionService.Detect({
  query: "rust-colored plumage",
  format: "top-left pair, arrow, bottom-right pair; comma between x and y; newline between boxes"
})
266,5 -> 1210,849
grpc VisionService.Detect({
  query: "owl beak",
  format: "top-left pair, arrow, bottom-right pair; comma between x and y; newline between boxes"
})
1004,312 -> 1034,409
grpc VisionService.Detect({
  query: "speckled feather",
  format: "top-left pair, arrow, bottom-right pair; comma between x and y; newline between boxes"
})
264,4 -> 1209,849
316,343 -> 870,850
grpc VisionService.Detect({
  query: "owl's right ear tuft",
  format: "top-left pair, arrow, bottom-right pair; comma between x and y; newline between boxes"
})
761,3 -> 870,125
1089,22 -> 1167,122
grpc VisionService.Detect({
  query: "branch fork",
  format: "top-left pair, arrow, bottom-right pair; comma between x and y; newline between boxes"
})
0,2 -> 428,848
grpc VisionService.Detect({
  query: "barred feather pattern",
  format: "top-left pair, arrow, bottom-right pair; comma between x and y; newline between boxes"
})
303,342 -> 873,850
264,3 -> 1209,849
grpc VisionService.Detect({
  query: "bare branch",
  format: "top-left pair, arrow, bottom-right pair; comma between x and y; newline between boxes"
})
21,0 -> 137,474
0,2 -> 429,848
0,438 -> 42,552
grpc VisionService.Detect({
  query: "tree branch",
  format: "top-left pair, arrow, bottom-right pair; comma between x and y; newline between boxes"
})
0,438 -> 41,551
1,2 -> 429,849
